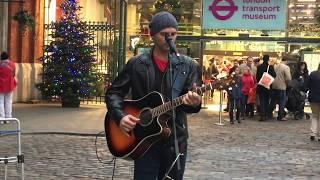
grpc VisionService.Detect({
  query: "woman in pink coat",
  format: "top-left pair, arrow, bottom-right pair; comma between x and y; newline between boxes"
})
241,67 -> 256,117
0,52 -> 17,124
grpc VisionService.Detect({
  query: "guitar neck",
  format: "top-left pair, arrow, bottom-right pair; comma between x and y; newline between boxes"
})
151,83 -> 213,118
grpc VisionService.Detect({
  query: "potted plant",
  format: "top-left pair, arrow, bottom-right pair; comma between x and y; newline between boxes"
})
13,10 -> 35,32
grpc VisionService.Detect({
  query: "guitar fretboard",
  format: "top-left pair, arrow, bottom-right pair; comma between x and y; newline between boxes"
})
150,83 -> 213,118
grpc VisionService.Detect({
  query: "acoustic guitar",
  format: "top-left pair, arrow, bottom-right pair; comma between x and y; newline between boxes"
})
105,76 -> 234,160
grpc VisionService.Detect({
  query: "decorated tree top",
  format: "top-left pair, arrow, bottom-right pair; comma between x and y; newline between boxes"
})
153,0 -> 182,20
154,0 -> 181,12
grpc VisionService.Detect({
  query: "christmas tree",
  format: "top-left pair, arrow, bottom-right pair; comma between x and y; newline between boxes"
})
37,0 -> 102,107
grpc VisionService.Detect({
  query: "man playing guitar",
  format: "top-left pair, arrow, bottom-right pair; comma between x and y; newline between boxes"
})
105,11 -> 202,180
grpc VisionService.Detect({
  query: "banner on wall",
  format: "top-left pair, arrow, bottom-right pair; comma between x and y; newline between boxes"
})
203,0 -> 287,30
302,53 -> 320,72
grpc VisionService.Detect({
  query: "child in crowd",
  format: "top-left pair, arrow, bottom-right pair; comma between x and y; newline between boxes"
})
228,68 -> 242,124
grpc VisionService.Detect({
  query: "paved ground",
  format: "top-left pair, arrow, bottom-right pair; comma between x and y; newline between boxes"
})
12,103 -> 107,134
1,103 -> 320,179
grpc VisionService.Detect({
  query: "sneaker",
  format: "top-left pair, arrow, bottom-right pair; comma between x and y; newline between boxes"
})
230,121 -> 234,124
278,117 -> 288,121
310,136 -> 315,141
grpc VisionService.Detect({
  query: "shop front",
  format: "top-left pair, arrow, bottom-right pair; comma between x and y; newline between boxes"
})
125,0 -> 320,107
128,0 -> 320,75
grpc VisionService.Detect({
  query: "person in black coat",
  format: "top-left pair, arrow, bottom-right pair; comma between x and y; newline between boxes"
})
291,61 -> 309,119
207,58 -> 219,98
256,55 -> 276,121
306,64 -> 320,141
224,60 -> 239,112
293,61 -> 309,92
106,12 -> 201,180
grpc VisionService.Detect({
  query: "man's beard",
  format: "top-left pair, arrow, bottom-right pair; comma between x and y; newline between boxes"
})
159,43 -> 170,52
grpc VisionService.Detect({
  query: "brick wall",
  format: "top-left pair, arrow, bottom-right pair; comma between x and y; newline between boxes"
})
6,0 -> 44,102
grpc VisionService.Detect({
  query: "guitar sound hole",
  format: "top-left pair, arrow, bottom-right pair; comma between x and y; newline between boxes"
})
139,108 -> 153,127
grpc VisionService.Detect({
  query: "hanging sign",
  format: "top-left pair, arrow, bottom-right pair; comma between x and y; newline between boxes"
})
203,0 -> 287,30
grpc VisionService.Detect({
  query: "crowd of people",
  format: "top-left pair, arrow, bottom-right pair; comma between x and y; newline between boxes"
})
204,54 -> 320,141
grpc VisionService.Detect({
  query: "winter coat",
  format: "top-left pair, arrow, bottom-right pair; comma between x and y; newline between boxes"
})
307,70 -> 320,103
0,59 -> 16,93
272,63 -> 291,90
241,73 -> 255,96
292,69 -> 309,92
106,48 -> 201,144
256,62 -> 276,93
228,76 -> 242,100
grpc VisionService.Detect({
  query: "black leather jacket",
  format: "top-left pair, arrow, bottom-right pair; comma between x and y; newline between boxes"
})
105,49 -> 201,144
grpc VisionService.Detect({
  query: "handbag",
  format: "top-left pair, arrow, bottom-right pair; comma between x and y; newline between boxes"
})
247,87 -> 256,104
247,76 -> 256,104
258,65 -> 274,89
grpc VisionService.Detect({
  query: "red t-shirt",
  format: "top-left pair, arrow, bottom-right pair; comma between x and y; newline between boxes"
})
153,56 -> 168,72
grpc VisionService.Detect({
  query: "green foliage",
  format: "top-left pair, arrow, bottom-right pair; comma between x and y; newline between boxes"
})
153,0 -> 182,20
13,10 -> 35,32
154,0 -> 181,11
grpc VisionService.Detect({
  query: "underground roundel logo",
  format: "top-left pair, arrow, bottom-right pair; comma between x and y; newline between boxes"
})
209,0 -> 238,20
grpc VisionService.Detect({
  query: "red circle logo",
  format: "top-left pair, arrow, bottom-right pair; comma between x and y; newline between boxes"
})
209,0 -> 238,20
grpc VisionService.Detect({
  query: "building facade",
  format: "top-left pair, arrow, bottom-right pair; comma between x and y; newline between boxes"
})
0,0 -> 114,102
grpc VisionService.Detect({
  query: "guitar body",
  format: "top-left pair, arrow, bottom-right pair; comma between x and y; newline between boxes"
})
105,92 -> 171,160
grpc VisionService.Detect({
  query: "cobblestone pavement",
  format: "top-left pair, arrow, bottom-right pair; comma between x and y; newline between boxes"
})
1,110 -> 320,180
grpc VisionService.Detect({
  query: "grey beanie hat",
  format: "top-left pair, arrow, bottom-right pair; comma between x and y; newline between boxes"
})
149,11 -> 178,36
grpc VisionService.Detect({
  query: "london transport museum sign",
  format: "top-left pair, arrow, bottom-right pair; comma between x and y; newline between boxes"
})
203,0 -> 287,30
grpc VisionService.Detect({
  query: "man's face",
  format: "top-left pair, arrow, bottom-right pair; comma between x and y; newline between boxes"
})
247,58 -> 253,66
152,27 -> 177,52
234,62 -> 239,67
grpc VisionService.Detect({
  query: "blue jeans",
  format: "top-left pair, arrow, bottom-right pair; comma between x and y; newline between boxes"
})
229,97 -> 241,121
134,141 -> 187,180
269,89 -> 286,120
